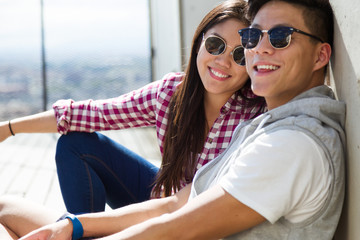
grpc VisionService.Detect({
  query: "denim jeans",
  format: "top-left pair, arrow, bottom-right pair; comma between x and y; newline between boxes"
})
55,132 -> 159,214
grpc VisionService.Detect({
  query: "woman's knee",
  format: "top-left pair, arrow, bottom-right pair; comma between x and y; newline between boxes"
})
0,196 -> 17,236
0,196 -> 11,220
0,196 -> 29,225
0,196 -> 17,215
57,132 -> 96,150
0,196 -> 61,235
55,132 -> 98,163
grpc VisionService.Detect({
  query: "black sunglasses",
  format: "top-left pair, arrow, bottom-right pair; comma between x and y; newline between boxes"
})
203,34 -> 245,66
238,26 -> 324,49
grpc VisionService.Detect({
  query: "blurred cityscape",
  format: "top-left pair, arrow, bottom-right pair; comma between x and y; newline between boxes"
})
0,55 -> 151,121
0,0 -> 151,121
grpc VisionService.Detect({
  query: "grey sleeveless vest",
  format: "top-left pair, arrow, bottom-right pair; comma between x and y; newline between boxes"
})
190,86 -> 346,240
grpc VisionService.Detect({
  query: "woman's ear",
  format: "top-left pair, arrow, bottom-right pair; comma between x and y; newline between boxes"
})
313,42 -> 331,71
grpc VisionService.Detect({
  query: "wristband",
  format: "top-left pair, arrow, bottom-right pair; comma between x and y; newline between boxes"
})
8,120 -> 15,136
65,214 -> 84,240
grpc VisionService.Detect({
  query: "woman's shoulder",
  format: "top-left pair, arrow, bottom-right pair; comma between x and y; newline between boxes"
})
148,72 -> 184,102
154,72 -> 185,94
160,72 -> 185,86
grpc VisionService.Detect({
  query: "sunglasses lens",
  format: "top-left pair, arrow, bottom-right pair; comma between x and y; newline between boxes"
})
239,28 -> 261,49
205,36 -> 226,55
269,27 -> 292,48
233,47 -> 245,66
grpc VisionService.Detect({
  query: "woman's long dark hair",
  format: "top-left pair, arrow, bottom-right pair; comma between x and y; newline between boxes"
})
152,0 -> 265,197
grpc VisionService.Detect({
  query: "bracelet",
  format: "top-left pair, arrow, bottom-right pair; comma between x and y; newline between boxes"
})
65,214 -> 84,240
8,120 -> 15,136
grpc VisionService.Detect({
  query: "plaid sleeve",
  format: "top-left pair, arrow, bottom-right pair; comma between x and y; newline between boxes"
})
53,79 -> 167,134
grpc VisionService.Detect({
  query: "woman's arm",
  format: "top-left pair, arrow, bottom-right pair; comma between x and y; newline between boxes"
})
0,110 -> 58,142
97,185 -> 266,240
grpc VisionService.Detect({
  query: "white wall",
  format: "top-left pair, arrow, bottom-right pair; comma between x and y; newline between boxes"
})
179,0 -> 223,65
149,0 -> 182,81
149,0 -> 222,80
331,0 -> 360,239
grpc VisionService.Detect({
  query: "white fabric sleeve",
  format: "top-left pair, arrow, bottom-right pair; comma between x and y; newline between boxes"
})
220,129 -> 330,224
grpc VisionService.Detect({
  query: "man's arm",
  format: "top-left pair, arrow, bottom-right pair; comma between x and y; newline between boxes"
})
76,184 -> 191,238
19,185 -> 191,240
98,185 -> 266,240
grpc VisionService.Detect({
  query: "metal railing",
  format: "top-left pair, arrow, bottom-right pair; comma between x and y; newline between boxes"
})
0,1 -> 151,121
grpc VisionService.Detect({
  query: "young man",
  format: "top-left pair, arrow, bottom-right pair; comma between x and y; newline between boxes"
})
0,0 -> 345,239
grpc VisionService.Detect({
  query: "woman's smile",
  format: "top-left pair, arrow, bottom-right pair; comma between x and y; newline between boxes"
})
208,67 -> 231,81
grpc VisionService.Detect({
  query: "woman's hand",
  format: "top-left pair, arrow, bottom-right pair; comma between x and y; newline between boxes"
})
19,219 -> 73,240
0,121 -> 12,143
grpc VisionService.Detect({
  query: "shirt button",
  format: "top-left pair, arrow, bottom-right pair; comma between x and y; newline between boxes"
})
208,138 -> 213,143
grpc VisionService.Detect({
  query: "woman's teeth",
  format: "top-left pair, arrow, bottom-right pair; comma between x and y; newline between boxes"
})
210,68 -> 229,78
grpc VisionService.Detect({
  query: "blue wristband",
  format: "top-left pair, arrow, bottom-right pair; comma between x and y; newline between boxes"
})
65,214 -> 84,240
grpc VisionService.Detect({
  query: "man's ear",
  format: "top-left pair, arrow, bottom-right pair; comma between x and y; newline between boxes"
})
313,43 -> 332,71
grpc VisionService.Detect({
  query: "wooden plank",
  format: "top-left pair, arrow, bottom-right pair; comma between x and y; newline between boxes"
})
25,168 -> 56,205
0,162 -> 22,195
6,167 -> 34,196
42,172 -> 66,212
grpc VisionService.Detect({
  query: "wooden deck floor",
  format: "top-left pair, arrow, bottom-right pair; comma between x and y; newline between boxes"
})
0,128 -> 161,212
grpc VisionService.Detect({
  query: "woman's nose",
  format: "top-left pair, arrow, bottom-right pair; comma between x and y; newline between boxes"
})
214,50 -> 232,68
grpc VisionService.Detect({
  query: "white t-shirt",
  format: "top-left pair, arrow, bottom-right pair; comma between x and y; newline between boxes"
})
192,129 -> 331,224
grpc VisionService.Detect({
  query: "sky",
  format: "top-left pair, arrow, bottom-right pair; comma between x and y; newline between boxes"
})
0,0 -> 150,61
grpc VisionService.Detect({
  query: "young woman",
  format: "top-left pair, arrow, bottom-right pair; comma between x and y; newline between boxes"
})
0,0 -> 265,215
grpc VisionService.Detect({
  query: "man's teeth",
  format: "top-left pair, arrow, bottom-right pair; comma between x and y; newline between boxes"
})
257,65 -> 279,70
210,68 -> 229,78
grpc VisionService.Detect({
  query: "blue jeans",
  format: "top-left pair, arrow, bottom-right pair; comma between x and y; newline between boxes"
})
55,132 -> 159,214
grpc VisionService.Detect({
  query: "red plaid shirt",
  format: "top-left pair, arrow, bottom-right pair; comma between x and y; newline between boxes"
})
53,72 -> 265,188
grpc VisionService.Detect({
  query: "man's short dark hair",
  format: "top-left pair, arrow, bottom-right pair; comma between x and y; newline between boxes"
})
247,0 -> 334,48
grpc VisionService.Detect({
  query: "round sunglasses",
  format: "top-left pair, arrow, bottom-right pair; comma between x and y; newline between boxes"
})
203,34 -> 245,66
238,26 -> 324,49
